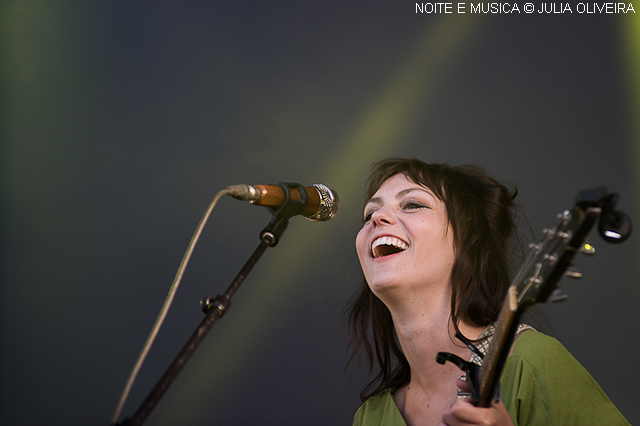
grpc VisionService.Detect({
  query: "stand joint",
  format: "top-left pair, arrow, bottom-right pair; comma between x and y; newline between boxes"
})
200,294 -> 231,315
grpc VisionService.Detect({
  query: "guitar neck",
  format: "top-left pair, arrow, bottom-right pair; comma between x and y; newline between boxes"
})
477,286 -> 518,407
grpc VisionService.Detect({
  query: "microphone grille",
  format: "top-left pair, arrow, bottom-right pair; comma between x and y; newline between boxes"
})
307,184 -> 340,222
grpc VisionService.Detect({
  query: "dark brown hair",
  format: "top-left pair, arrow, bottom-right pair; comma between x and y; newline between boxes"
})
345,158 -> 522,400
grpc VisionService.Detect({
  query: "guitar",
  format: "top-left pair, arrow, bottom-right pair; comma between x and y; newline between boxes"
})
436,187 -> 631,407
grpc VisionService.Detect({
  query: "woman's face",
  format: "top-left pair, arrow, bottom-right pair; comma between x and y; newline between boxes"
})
356,173 -> 456,298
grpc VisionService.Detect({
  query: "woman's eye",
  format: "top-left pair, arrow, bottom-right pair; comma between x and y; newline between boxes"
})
404,202 -> 426,210
363,212 -> 373,222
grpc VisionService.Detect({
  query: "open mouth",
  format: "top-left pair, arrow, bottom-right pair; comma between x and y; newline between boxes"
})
371,236 -> 409,258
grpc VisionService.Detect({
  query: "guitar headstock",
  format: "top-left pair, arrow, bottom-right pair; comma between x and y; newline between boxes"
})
515,187 -> 631,309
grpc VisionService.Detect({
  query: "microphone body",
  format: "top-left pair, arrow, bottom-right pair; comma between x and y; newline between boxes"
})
227,183 -> 339,222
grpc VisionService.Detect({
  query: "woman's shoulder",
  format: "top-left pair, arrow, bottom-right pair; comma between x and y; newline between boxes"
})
502,330 -> 630,425
507,329 -> 598,389
511,329 -> 565,357
509,329 -> 596,375
352,388 -> 406,426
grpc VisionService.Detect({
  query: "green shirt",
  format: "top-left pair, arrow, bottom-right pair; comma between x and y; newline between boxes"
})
352,331 -> 629,425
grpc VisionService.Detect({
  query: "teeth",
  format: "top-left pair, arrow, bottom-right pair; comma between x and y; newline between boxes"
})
372,237 -> 408,258
372,236 -> 408,250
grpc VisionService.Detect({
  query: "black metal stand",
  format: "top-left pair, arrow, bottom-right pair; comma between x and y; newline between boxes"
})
116,182 -> 309,426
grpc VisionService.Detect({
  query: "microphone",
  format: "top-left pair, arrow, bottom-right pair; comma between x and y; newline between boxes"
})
227,183 -> 339,222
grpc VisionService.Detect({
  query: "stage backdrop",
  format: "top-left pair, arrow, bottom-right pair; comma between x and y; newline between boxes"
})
2,2 -> 639,425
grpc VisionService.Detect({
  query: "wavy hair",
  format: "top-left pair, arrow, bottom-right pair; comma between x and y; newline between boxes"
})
345,157 -> 522,400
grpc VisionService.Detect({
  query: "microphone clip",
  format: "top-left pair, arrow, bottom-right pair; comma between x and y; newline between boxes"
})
260,182 -> 309,247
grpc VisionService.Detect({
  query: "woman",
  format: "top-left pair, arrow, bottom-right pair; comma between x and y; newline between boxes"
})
346,158 -> 629,425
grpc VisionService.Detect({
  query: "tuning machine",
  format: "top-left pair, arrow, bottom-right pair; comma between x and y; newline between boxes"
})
579,240 -> 596,255
564,265 -> 582,278
556,209 -> 571,223
598,192 -> 632,243
548,287 -> 569,303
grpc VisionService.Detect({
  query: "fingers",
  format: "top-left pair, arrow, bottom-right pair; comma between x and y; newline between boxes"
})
455,378 -> 473,399
442,399 -> 482,425
441,399 -> 515,426
455,378 -> 471,393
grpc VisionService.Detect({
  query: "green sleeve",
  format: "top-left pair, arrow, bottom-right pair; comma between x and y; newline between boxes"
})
352,388 -> 406,426
501,331 -> 630,426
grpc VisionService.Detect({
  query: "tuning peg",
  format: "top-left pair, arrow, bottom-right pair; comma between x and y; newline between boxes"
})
580,241 -> 596,255
556,210 -> 571,222
598,196 -> 632,244
564,266 -> 582,278
549,288 -> 569,303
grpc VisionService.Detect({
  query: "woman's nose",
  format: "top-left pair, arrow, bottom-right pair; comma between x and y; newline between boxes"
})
371,207 -> 396,226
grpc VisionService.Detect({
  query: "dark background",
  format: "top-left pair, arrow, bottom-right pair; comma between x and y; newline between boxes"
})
2,2 -> 639,425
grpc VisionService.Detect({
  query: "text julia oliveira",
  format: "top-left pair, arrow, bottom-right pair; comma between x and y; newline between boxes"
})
415,2 -> 636,14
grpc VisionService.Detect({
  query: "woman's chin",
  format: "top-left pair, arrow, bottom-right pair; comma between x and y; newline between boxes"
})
367,278 -> 405,298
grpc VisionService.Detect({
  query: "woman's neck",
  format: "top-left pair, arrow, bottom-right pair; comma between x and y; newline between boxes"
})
386,285 -> 484,393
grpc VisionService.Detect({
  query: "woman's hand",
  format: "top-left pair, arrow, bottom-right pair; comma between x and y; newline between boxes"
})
439,379 -> 515,426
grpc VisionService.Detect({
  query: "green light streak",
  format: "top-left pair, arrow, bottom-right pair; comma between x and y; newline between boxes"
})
618,14 -> 640,299
620,14 -> 640,203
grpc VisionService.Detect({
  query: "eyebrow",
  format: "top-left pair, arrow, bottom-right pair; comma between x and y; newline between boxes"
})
365,187 -> 436,207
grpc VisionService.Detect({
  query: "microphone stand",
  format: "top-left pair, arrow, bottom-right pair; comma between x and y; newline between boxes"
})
116,183 -> 310,426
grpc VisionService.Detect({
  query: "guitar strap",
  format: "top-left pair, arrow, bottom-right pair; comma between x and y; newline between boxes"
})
470,323 -> 536,366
